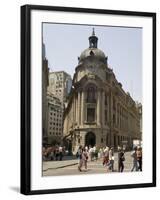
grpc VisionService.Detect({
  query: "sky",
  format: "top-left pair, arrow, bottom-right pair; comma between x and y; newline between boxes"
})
43,23 -> 142,103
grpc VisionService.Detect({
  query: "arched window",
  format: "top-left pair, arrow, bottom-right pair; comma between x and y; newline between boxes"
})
87,86 -> 96,103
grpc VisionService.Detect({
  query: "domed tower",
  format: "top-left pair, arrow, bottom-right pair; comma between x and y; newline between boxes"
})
63,29 -> 142,154
74,28 -> 108,84
63,29 -> 112,154
79,28 -> 107,63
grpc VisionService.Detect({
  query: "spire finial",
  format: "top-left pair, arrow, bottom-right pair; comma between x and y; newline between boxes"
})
89,28 -> 98,48
92,28 -> 95,36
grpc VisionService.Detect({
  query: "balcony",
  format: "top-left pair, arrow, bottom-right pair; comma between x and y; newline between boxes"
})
86,99 -> 96,103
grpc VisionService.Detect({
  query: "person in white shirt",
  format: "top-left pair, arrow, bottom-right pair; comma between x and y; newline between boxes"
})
108,147 -> 114,172
59,146 -> 63,161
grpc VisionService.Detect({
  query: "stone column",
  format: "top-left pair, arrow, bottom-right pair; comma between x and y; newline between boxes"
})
75,94 -> 78,124
77,91 -> 81,126
120,106 -> 121,129
119,105 -> 120,128
110,91 -> 114,146
115,100 -> 118,126
72,96 -> 74,121
97,90 -> 101,125
107,95 -> 109,123
73,95 -> 75,123
120,106 -> 122,130
81,91 -> 84,125
117,104 -> 120,128
101,90 -> 105,126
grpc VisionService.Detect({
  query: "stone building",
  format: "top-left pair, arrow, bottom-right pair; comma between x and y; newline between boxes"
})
42,42 -> 49,145
63,29 -> 142,154
48,71 -> 72,107
47,71 -> 72,144
47,92 -> 63,144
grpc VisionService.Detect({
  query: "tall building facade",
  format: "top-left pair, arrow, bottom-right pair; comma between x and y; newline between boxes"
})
48,71 -> 72,107
63,29 -> 142,153
42,43 -> 49,144
47,92 -> 63,144
47,71 -> 72,144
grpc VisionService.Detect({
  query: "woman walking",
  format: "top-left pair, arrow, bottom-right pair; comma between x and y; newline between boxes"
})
82,148 -> 89,170
108,147 -> 114,172
103,146 -> 109,166
78,146 -> 89,171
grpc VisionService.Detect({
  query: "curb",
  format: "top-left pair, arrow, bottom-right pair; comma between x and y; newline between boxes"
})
43,162 -> 78,172
43,158 -> 101,172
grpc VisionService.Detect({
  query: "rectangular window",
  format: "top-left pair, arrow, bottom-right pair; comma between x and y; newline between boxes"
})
113,114 -> 116,125
87,108 -> 95,122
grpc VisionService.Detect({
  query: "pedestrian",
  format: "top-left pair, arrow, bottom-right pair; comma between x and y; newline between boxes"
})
98,148 -> 103,159
55,145 -> 59,161
82,148 -> 89,170
85,146 -> 88,151
59,145 -> 63,161
89,146 -> 94,161
42,147 -> 46,161
94,148 -> 98,161
136,146 -> 142,171
77,146 -> 83,171
131,146 -> 138,172
118,147 -> 125,172
103,146 -> 109,166
50,147 -> 54,161
108,147 -> 114,172
93,146 -> 96,160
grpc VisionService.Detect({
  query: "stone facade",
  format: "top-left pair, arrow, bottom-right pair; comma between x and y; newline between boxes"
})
48,71 -> 72,107
47,71 -> 72,144
63,29 -> 142,154
47,92 -> 63,144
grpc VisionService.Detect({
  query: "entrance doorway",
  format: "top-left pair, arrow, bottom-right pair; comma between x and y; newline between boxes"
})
85,132 -> 96,147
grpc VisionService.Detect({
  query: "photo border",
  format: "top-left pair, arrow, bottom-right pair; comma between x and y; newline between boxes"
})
20,4 -> 156,195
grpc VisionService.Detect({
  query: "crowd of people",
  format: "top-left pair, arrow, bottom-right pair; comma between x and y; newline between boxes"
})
42,145 -> 66,161
42,144 -> 142,173
76,145 -> 142,172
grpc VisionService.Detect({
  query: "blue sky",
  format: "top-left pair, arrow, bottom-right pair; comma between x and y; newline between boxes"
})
43,23 -> 142,103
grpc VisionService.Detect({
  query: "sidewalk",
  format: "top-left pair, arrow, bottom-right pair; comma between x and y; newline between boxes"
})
43,158 -> 78,171
43,151 -> 133,172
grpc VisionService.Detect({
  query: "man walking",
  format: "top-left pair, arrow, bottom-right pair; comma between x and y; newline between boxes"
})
118,147 -> 125,172
131,146 -> 138,172
136,146 -> 142,171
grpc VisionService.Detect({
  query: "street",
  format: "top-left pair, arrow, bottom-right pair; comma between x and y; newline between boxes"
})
43,151 -> 137,176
